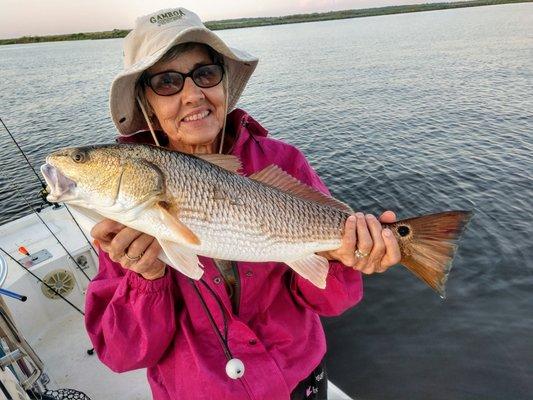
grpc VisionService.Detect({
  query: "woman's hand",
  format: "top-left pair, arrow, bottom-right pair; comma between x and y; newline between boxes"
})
319,211 -> 401,274
91,219 -> 166,280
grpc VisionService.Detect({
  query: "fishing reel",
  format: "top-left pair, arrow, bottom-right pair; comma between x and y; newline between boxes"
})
38,185 -> 60,210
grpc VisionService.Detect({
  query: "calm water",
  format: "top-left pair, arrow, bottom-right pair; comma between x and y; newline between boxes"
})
1,3 -> 532,399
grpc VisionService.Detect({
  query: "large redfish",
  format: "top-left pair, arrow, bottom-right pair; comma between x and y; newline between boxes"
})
41,144 -> 471,297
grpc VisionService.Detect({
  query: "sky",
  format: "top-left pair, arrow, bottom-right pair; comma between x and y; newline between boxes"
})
0,0 -> 463,39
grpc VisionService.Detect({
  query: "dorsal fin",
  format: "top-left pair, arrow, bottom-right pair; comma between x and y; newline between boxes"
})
249,164 -> 353,214
195,154 -> 242,174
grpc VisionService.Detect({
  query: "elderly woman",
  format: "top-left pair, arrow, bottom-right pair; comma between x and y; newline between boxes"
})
85,7 -> 401,400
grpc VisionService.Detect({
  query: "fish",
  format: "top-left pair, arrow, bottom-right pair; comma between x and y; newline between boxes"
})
40,143 -> 472,297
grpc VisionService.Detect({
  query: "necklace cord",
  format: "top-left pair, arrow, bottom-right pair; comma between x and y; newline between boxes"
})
200,278 -> 229,339
190,278 -> 232,360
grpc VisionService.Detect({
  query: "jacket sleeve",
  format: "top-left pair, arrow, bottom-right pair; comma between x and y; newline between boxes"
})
279,144 -> 364,317
84,250 -> 177,372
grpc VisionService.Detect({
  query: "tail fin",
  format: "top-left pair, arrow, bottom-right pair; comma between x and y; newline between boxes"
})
388,211 -> 472,298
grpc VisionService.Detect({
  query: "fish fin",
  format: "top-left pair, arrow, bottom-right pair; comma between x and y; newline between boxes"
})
195,154 -> 242,174
157,201 -> 201,246
158,239 -> 203,280
249,164 -> 353,214
390,210 -> 473,298
286,254 -> 330,289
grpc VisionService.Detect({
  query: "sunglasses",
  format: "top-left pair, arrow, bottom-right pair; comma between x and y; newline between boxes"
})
144,64 -> 224,96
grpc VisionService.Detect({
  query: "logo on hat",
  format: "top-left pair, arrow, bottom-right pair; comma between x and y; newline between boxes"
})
149,9 -> 185,26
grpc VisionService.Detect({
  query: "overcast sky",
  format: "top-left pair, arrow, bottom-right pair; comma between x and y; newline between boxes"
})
0,0 -> 463,39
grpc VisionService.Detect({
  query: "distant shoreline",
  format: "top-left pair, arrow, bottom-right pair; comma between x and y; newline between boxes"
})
0,0 -> 530,46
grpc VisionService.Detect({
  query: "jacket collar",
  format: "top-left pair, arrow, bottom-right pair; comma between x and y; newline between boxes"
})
226,108 -> 268,155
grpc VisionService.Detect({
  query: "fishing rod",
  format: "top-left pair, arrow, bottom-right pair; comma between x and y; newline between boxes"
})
1,184 -> 96,355
0,118 -> 44,189
0,249 -> 84,316
10,182 -> 92,283
0,116 -> 98,257
63,206 -> 98,257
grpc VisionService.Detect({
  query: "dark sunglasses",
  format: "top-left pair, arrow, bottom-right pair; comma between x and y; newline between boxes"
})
144,64 -> 224,96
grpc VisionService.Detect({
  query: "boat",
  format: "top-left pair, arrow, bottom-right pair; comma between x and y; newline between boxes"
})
0,204 -> 354,399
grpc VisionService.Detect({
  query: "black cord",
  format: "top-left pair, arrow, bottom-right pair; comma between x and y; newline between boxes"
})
63,205 -> 98,257
0,117 -> 97,257
0,248 -> 85,316
11,183 -> 92,282
190,278 -> 232,360
0,117 -> 46,189
199,278 -> 229,339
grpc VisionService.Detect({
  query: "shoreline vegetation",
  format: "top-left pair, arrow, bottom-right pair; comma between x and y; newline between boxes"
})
0,0 -> 530,46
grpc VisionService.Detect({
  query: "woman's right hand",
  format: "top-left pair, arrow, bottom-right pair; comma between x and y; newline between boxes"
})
91,219 -> 166,280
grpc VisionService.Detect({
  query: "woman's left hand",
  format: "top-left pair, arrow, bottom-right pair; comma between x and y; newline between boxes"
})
319,211 -> 401,274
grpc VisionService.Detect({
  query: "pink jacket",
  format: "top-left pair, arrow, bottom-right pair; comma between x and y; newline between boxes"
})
84,109 -> 363,400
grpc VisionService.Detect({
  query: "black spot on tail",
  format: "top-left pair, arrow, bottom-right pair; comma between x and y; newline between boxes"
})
397,225 -> 410,237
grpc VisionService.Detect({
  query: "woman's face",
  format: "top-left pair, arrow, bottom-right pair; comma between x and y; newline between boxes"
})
144,46 -> 225,153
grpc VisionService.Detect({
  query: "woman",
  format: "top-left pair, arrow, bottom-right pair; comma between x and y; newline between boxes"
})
85,7 -> 401,400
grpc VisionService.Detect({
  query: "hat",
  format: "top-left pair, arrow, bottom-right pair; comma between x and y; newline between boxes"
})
110,7 -> 259,136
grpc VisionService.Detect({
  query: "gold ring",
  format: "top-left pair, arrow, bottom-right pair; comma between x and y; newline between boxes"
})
124,251 -> 143,262
354,249 -> 369,259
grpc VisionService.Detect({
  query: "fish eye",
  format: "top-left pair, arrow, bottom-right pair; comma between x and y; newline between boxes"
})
72,151 -> 86,163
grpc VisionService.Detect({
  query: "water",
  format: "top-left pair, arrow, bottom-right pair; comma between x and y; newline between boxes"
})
1,3 -> 532,399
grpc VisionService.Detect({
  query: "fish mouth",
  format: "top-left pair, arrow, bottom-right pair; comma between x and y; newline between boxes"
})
40,163 -> 77,202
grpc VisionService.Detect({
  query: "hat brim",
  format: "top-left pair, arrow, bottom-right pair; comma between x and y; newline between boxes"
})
110,27 -> 258,136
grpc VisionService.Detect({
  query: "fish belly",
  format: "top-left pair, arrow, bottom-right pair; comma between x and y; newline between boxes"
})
180,216 -> 343,262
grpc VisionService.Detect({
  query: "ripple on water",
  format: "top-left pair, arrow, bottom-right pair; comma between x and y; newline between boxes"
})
1,4 -> 533,400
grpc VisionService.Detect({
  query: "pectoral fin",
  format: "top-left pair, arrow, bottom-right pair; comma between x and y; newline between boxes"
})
157,201 -> 200,246
158,239 -> 203,280
286,254 -> 329,289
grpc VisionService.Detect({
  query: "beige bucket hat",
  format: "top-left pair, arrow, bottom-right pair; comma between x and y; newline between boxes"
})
110,7 -> 258,136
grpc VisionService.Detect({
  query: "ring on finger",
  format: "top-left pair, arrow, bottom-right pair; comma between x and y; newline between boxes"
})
354,248 -> 369,259
124,251 -> 144,262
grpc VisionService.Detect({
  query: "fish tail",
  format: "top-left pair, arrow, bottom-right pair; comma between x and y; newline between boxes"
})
388,211 -> 472,298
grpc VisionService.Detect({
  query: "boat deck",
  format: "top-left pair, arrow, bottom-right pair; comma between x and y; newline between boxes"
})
32,312 -> 150,399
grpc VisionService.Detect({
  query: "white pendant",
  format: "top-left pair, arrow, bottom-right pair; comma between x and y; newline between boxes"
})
225,358 -> 245,379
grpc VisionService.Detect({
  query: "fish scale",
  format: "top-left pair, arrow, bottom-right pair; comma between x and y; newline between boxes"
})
161,152 -> 342,226
166,157 -> 347,260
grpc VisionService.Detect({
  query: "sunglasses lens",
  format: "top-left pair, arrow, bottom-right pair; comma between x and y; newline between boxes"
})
193,65 -> 223,88
150,72 -> 184,96
147,65 -> 223,96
